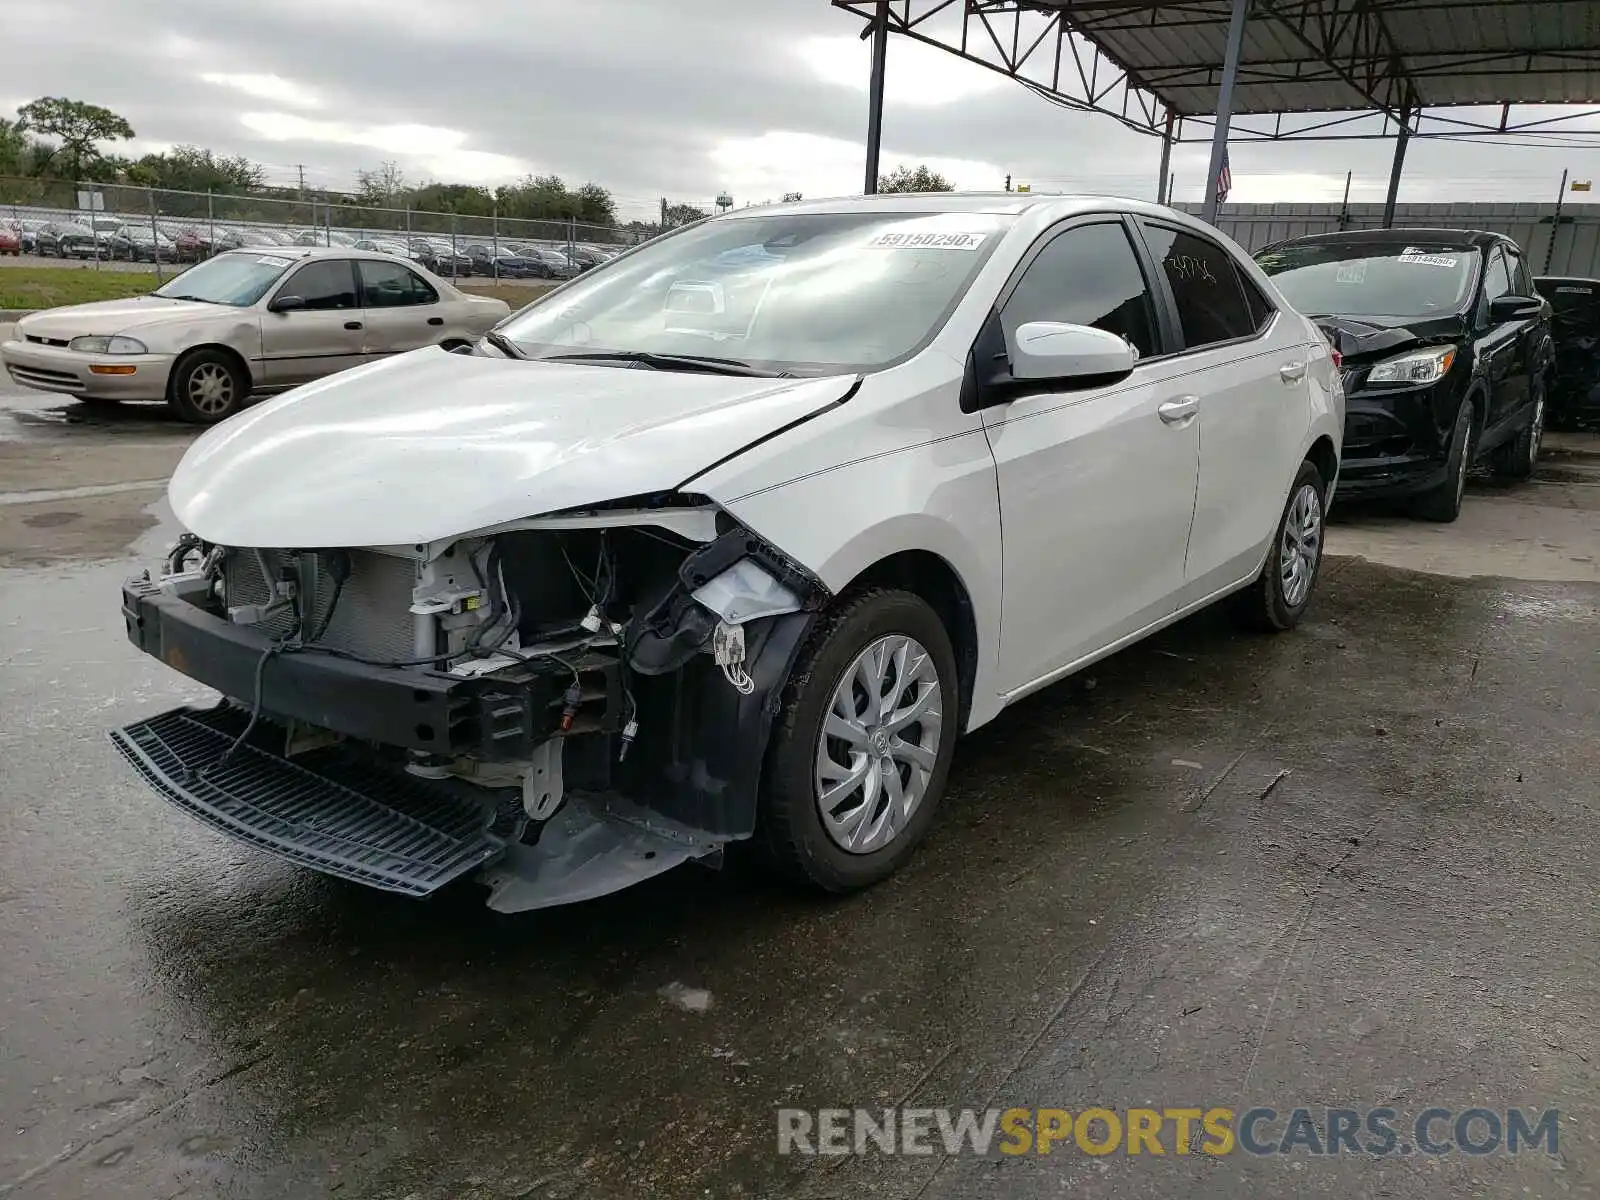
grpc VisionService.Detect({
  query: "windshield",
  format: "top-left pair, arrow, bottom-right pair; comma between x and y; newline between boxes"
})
153,250 -> 296,306
497,211 -> 1012,374
1256,241 -> 1478,319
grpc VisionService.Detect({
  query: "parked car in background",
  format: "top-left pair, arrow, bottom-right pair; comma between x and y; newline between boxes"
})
1,247 -> 510,423
108,224 -> 178,262
1257,229 -> 1553,522
108,194 -> 1340,909
412,239 -> 472,277
354,238 -> 419,260
528,247 -> 580,279
163,226 -> 212,262
14,219 -> 45,253
35,221 -> 98,258
1534,276 -> 1600,429
0,224 -> 19,256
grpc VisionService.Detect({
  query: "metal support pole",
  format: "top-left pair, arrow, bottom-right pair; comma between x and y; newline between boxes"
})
1202,0 -> 1250,225
148,188 -> 163,283
1156,111 -> 1175,204
492,198 -> 500,280
1382,102 -> 1413,229
1338,170 -> 1352,231
1546,169 -> 1568,273
863,0 -> 889,195
324,203 -> 332,246
207,189 -> 215,257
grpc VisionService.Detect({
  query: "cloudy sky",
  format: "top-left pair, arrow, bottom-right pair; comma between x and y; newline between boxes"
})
3,0 -> 1594,221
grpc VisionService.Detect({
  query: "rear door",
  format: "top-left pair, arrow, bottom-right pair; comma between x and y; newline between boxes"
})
1135,221 -> 1315,605
259,259 -> 366,387
357,259 -> 447,359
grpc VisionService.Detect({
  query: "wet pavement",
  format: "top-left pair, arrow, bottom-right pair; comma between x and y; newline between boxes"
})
1,388 -> 1596,1199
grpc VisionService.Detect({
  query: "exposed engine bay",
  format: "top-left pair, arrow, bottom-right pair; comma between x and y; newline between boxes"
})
112,499 -> 829,910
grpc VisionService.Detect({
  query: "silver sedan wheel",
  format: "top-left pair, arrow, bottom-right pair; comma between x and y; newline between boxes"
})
1279,483 -> 1323,608
186,362 -> 235,416
815,634 -> 943,855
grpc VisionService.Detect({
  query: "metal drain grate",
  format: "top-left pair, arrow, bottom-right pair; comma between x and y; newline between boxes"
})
111,706 -> 503,896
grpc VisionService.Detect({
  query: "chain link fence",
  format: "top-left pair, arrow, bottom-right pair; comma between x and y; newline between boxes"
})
0,177 -> 649,281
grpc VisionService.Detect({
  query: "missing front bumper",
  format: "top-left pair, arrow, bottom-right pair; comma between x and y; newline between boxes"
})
111,705 -> 726,910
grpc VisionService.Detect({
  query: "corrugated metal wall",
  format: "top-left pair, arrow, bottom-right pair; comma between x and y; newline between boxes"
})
1174,201 -> 1600,278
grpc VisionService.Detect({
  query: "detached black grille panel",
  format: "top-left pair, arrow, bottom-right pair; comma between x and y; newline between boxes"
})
111,706 -> 502,896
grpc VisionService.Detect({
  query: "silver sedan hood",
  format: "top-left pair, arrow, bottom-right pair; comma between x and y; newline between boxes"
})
169,347 -> 855,547
20,296 -> 223,337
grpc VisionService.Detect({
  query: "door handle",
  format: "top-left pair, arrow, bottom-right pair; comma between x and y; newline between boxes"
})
1157,395 -> 1200,424
427,316 -> 444,326
1279,360 -> 1307,383
344,320 -> 363,331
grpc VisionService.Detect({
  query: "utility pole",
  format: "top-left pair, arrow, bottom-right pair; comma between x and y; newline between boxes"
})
296,164 -> 306,197
1546,168 -> 1569,273
1004,174 -> 1012,192
660,196 -> 668,231
1338,170 -> 1352,231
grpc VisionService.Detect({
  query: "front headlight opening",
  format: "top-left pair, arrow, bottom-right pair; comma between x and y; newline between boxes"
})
68,335 -> 148,355
1366,346 -> 1456,385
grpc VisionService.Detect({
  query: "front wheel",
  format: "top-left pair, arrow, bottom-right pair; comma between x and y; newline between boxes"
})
168,349 -> 250,424
1412,400 -> 1475,522
1490,379 -> 1544,480
1233,459 -> 1327,632
756,589 -> 959,892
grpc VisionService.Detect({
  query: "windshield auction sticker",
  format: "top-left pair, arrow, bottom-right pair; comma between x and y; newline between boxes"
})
866,228 -> 988,251
1399,248 -> 1459,268
256,255 -> 294,267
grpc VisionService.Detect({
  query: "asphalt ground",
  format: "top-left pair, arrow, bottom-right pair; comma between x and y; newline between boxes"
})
1,382 -> 1596,1200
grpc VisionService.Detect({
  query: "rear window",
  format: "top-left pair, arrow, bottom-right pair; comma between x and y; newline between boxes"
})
1256,240 -> 1478,319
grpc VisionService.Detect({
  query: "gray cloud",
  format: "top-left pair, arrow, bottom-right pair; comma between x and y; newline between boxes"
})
2,0 -> 1590,220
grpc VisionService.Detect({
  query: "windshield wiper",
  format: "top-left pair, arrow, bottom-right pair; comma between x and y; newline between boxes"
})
540,351 -> 790,378
158,293 -> 218,304
482,329 -> 524,359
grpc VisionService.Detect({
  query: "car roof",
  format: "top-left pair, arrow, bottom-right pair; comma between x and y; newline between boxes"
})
1266,227 -> 1509,251
214,245 -> 429,265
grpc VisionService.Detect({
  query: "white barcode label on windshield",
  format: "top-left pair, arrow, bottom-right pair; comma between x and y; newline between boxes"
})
866,230 -> 987,250
1398,250 -> 1459,268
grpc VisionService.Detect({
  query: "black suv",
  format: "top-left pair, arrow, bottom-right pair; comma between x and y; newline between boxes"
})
1257,229 -> 1554,522
1534,276 -> 1600,429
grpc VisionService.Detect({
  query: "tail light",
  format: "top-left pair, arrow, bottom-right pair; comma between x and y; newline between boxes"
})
1330,348 -> 1343,370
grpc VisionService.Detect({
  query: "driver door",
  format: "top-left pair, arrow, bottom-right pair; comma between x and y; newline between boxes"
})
980,218 -> 1200,694
260,259 -> 367,387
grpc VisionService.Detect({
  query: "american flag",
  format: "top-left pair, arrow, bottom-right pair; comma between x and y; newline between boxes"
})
1215,147 -> 1232,204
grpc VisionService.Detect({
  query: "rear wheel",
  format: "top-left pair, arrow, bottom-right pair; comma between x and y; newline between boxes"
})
1490,378 -> 1544,480
1233,459 -> 1327,632
1412,400 -> 1475,522
757,589 -> 958,892
168,349 -> 250,424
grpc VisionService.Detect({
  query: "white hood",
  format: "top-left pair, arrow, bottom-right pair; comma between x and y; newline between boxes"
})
20,295 -> 221,338
169,348 -> 855,547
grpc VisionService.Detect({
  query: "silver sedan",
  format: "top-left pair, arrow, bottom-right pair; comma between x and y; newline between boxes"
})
0,247 -> 511,422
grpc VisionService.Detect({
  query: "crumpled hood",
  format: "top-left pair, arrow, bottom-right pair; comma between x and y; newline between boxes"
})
1316,311 -> 1467,365
19,296 -> 221,338
169,348 -> 856,548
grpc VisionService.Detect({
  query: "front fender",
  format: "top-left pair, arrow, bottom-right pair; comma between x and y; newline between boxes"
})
706,434 -> 1005,731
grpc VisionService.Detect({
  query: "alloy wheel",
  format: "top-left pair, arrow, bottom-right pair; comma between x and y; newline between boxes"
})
815,634 -> 943,855
1278,483 -> 1323,608
186,362 -> 235,417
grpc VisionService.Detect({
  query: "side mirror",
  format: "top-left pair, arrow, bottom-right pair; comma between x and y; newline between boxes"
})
269,294 -> 307,313
1009,321 -> 1137,382
1489,295 -> 1542,322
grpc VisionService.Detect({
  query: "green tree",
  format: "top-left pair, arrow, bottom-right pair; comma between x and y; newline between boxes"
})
130,145 -> 264,194
407,182 -> 494,216
355,160 -> 409,208
877,163 -> 953,193
574,182 -> 616,227
663,203 -> 708,228
16,97 -> 135,181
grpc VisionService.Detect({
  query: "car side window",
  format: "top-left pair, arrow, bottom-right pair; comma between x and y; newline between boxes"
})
1234,263 -> 1276,333
280,260 -> 358,311
1505,248 -> 1533,297
1482,249 -> 1512,305
1002,222 -> 1159,359
1140,224 -> 1257,349
359,259 -> 439,308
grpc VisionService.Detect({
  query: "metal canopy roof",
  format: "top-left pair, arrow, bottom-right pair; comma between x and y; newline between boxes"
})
1038,0 -> 1600,117
832,1 -> 1600,138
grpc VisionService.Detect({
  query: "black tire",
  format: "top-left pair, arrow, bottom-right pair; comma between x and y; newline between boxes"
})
1490,377 -> 1544,480
1411,400 -> 1475,522
168,348 -> 250,424
1233,459 -> 1328,632
756,588 -> 960,892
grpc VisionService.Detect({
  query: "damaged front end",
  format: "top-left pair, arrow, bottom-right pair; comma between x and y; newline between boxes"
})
112,498 -> 827,910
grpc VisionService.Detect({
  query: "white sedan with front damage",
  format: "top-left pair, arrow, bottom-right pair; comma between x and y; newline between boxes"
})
112,193 -> 1342,911
1,247 -> 507,423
